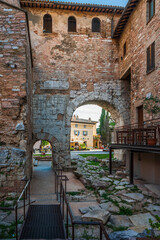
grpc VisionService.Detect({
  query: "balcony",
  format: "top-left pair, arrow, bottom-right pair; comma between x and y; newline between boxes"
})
109,119 -> 160,184
114,118 -> 160,147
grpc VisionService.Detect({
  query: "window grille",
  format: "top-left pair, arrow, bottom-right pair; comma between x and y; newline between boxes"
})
68,16 -> 76,32
92,18 -> 100,32
43,14 -> 52,33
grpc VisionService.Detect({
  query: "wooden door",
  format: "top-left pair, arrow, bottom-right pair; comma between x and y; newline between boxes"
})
138,105 -> 143,127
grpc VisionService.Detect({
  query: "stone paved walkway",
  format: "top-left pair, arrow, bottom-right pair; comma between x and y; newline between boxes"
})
31,161 -> 58,204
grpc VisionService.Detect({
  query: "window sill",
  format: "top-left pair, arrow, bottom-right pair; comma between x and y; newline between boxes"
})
146,67 -> 155,75
146,14 -> 155,25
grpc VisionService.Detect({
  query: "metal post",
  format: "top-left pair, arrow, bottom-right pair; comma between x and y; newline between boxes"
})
100,225 -> 102,240
23,192 -> 25,220
29,181 -> 30,206
130,151 -> 134,184
109,147 -> 112,175
60,183 -> 62,207
55,170 -> 56,194
72,223 -> 74,240
66,204 -> 69,238
63,190 -> 64,219
65,179 -> 67,195
15,205 -> 18,240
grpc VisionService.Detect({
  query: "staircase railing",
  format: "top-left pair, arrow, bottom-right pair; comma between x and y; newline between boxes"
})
0,179 -> 31,240
54,164 -> 110,240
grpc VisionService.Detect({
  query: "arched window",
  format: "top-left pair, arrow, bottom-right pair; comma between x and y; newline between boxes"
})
68,16 -> 76,32
43,14 -> 52,33
92,18 -> 101,32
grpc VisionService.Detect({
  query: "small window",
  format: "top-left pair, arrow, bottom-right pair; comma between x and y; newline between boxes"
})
68,16 -> 76,32
84,125 -> 86,128
75,124 -> 78,128
83,131 -> 88,136
43,14 -> 52,33
147,0 -> 155,23
92,18 -> 100,32
123,42 -> 127,57
147,42 -> 155,73
74,130 -> 80,136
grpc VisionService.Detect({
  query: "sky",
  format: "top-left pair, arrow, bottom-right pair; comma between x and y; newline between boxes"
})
73,104 -> 102,127
60,0 -> 128,7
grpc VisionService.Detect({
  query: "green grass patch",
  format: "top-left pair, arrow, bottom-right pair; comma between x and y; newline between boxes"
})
118,206 -> 133,216
107,224 -> 128,232
79,154 -> 110,159
33,154 -> 52,157
67,191 -> 82,196
86,186 -> 95,191
87,160 -> 101,166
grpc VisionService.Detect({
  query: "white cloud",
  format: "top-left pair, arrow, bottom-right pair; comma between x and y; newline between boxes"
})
73,104 -> 102,127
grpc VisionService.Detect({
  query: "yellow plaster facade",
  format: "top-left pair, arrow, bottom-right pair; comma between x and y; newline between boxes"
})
70,116 -> 97,149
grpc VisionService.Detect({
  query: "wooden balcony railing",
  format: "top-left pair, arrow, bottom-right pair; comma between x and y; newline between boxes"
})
114,118 -> 160,146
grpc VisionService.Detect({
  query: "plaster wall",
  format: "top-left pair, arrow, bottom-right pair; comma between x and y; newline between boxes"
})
134,153 -> 160,185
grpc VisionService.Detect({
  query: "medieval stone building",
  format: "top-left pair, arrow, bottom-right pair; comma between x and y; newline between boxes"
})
0,0 -> 159,191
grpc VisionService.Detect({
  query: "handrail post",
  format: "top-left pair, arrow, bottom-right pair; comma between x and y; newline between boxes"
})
29,181 -> 30,206
15,205 -> 18,240
66,204 -> 69,239
23,191 -> 25,220
63,189 -> 64,219
100,225 -> 102,240
72,222 -> 74,240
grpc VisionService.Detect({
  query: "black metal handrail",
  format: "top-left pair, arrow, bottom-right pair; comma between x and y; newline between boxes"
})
54,165 -> 110,240
15,179 -> 31,240
0,179 -> 31,240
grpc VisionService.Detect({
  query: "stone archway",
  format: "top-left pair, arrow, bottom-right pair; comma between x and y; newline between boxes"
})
26,132 -> 61,178
66,90 -> 130,127
65,89 -> 130,165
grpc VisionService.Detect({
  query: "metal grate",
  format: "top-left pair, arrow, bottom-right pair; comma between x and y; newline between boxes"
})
20,205 -> 65,239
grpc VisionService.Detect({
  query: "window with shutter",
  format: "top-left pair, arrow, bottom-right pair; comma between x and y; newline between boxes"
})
123,42 -> 127,57
147,42 -> 155,73
92,18 -> 101,32
68,16 -> 76,32
147,0 -> 155,23
43,14 -> 52,33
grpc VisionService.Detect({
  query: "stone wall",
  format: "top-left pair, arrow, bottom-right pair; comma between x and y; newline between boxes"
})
25,7 -> 131,166
0,1 -> 33,190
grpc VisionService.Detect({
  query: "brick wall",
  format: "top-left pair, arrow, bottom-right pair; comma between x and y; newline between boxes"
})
117,0 -> 160,123
0,1 -> 33,189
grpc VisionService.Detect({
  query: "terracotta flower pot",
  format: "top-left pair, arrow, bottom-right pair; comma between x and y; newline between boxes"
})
147,138 -> 157,145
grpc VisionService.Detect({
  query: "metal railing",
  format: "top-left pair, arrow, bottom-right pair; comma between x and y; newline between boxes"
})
0,179 -> 31,240
113,118 -> 160,146
15,179 -> 31,240
54,164 -> 110,240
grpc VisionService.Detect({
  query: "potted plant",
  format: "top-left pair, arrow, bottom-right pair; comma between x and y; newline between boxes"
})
143,95 -> 160,145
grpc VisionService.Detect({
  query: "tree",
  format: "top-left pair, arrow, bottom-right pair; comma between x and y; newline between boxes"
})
99,109 -> 115,145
